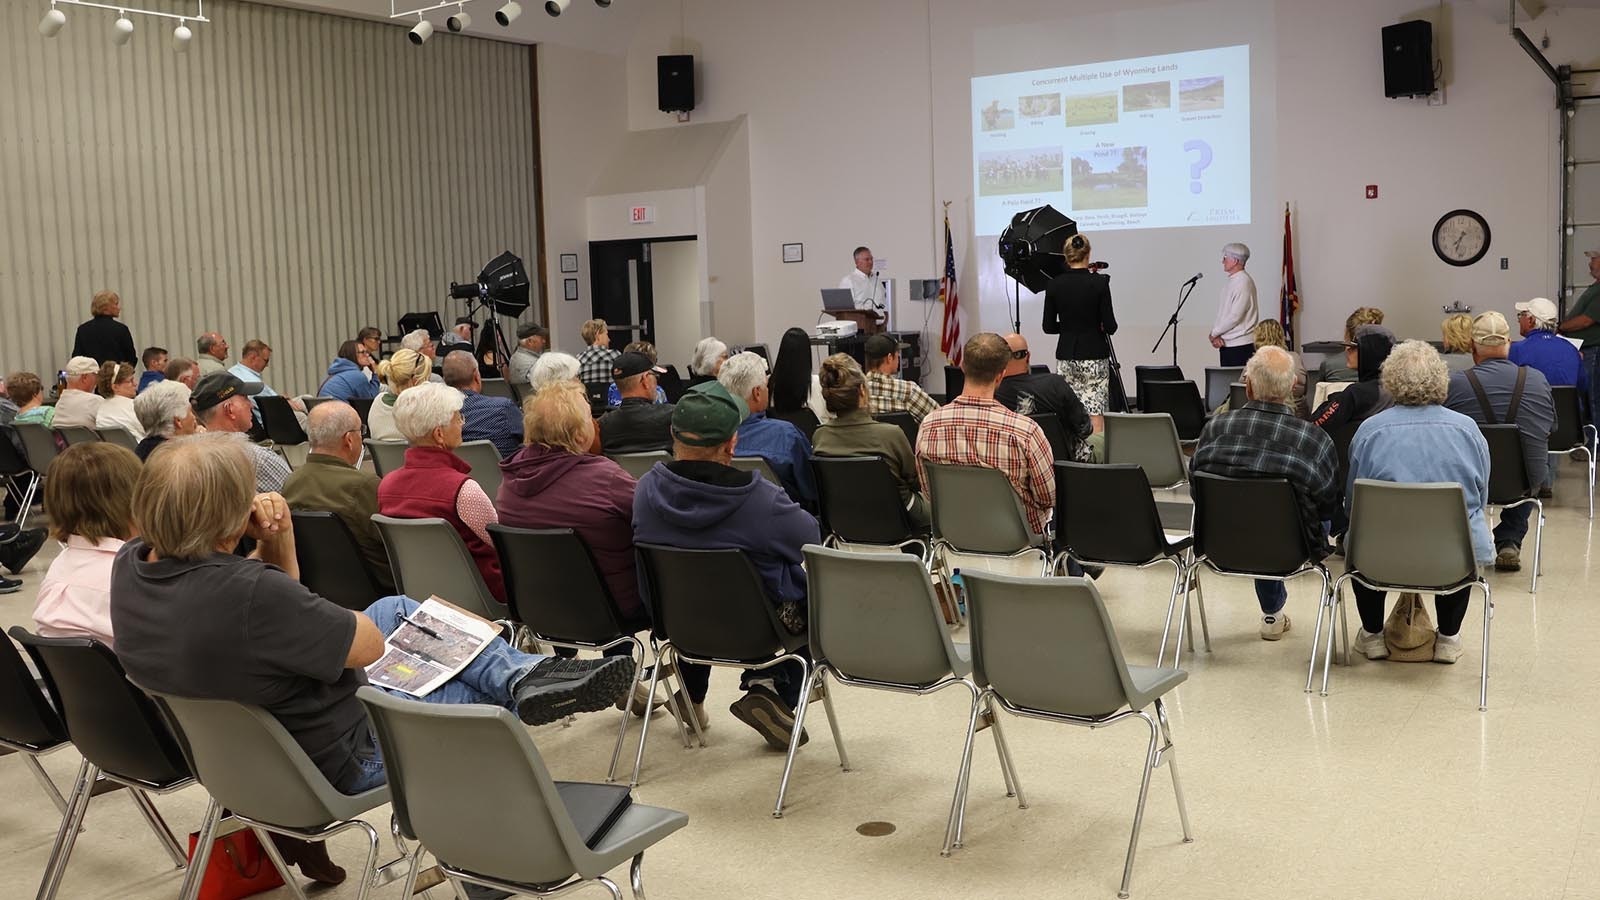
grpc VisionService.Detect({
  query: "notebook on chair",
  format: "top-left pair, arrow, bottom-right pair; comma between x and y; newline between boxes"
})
555,781 -> 633,849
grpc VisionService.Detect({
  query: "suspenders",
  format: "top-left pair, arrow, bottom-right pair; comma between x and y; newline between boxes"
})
1464,366 -> 1527,425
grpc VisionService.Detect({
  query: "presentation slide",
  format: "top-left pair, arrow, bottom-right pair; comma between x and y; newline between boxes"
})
971,44 -> 1251,235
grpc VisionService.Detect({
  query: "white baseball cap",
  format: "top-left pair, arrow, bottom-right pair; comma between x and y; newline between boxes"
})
1514,297 -> 1559,324
65,356 -> 100,377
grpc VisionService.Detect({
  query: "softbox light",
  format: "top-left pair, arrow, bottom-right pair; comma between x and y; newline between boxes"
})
451,251 -> 531,317
997,205 -> 1077,294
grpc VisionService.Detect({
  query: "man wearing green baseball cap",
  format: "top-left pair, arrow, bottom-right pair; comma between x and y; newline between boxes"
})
632,381 -> 820,747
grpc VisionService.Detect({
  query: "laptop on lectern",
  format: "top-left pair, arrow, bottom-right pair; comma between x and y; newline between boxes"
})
820,288 -> 857,312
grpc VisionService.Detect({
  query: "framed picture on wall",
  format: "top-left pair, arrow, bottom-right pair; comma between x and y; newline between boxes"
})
782,242 -> 804,263
559,253 -> 579,273
563,278 -> 579,301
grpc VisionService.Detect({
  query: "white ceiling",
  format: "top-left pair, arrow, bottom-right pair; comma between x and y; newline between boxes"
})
255,0 -> 643,53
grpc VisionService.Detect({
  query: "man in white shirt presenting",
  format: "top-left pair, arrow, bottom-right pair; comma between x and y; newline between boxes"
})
1209,242 -> 1258,367
839,246 -> 885,317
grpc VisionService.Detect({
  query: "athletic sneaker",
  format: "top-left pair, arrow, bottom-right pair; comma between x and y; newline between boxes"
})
0,574 -> 20,595
1259,612 -> 1291,641
0,527 -> 47,575
728,684 -> 808,751
512,656 -> 636,726
1495,545 -> 1521,572
1433,632 -> 1464,664
1354,628 -> 1389,660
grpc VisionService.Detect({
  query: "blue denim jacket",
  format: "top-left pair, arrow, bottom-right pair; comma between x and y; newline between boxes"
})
1348,403 -> 1493,565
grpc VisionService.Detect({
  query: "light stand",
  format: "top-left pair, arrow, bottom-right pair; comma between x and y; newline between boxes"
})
997,204 -> 1076,333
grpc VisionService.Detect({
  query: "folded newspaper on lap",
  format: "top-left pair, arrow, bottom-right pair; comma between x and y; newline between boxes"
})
364,596 -> 498,698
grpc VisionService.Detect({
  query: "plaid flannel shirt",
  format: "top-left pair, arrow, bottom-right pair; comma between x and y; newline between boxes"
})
914,396 -> 1056,534
1190,400 -> 1338,555
577,345 -> 620,385
867,371 -> 940,422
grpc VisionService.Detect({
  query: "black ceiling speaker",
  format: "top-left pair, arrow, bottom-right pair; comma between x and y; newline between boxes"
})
658,54 -> 695,113
1383,20 -> 1435,98
997,205 -> 1077,294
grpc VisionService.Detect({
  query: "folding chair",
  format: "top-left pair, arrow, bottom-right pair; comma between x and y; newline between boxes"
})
1481,424 -> 1544,593
1547,385 -> 1595,518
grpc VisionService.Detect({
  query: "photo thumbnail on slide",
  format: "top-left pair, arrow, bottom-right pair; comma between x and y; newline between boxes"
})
972,44 -> 1250,234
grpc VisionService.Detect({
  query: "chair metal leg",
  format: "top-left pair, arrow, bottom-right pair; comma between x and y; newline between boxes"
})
35,759 -> 95,900
176,799 -> 223,900
22,754 -> 67,815
773,663 -> 823,818
1192,573 -> 1212,653
1117,712 -> 1161,900
987,702 -> 1027,808
629,851 -> 648,900
1339,586 -> 1352,666
1320,578 -> 1344,697
1155,559 -> 1186,668
1154,699 -> 1194,844
943,682 -> 984,856
1480,581 -> 1494,712
817,677 -> 850,771
395,844 -> 427,900
253,827 -> 310,900
1529,502 -> 1544,594
604,638 -> 646,783
127,789 -> 187,868
629,644 -> 696,789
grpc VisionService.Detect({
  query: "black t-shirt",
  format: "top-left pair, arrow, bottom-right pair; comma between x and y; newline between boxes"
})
995,372 -> 1093,443
109,540 -> 368,788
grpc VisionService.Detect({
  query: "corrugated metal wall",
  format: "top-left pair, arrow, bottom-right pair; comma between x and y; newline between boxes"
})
0,0 -> 538,396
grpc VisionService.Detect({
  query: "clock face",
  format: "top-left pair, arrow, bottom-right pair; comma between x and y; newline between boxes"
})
1433,209 -> 1491,267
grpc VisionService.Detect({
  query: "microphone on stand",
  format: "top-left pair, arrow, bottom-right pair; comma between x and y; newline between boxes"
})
870,269 -> 887,320
1181,271 -> 1204,287
1088,261 -> 1111,271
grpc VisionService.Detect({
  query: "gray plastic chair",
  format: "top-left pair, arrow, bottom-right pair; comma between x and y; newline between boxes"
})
357,687 -> 688,900
363,439 -> 408,477
960,572 -> 1193,900
97,427 -> 140,452
141,690 -> 406,900
479,377 -> 519,404
15,422 -> 60,477
371,514 -> 507,624
923,462 -> 1048,624
456,439 -> 505,501
56,426 -> 102,446
1334,480 -> 1492,708
1103,413 -> 1189,491
789,545 -> 1023,855
607,450 -> 671,480
1228,382 -> 1247,410
1203,366 -> 1244,410
730,454 -> 780,485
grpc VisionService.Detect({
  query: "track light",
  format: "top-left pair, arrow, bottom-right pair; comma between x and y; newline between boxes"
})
111,14 -> 134,45
544,0 -> 569,16
446,7 -> 470,31
39,7 -> 66,36
494,1 -> 520,25
408,18 -> 433,44
594,0 -> 611,6
173,21 -> 191,50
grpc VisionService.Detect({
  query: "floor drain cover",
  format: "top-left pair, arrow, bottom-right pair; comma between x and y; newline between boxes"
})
856,821 -> 896,837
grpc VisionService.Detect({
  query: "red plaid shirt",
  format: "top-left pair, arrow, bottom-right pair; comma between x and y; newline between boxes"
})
914,395 -> 1056,534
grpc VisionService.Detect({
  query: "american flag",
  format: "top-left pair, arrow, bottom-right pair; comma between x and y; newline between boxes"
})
939,210 -> 962,365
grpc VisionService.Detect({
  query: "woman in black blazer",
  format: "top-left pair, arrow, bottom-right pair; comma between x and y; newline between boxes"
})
1041,233 -> 1117,428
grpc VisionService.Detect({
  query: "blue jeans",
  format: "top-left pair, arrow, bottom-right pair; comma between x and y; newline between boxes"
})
1493,502 -> 1533,551
340,596 -> 548,793
1254,580 -> 1287,615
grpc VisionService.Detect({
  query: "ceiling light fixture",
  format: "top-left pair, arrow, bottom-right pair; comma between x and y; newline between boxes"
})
544,0 -> 568,16
111,13 -> 134,45
172,20 -> 191,49
494,1 -> 520,25
594,0 -> 610,6
446,5 -> 469,31
38,0 -> 207,48
39,6 -> 66,36
408,17 -> 433,43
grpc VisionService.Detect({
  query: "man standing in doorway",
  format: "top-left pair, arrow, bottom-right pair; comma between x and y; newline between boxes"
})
1209,242 -> 1258,367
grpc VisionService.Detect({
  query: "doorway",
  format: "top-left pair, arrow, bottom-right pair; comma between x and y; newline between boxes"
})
588,235 -> 698,353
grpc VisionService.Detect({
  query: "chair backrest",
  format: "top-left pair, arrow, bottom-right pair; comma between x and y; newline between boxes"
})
730,454 -> 780,485
635,544 -> 794,660
371,515 -> 503,621
143,691 -> 374,829
1028,412 -> 1073,462
1479,424 -> 1532,504
349,397 -> 374,428
1204,367 -> 1244,410
15,423 -> 59,475
1549,385 -> 1586,452
364,439 -> 408,477
9,629 -> 189,787
1191,472 -> 1312,575
97,427 -> 140,451
657,365 -> 687,404
1141,380 -> 1207,440
1133,365 -> 1184,410
607,450 -> 671,480
479,378 -> 517,403
803,545 -> 959,687
924,462 -> 1036,554
583,381 -> 610,417
1229,382 -> 1247,410
734,343 -> 770,362
1327,419 -> 1359,490
1055,462 -> 1174,564
1345,479 -> 1478,589
0,635 -> 68,753
872,411 -> 920,449
489,526 -> 625,643
1102,412 -> 1187,489
291,511 -> 386,611
456,440 -> 505,500
0,427 -> 31,479
963,572 -> 1139,718
258,396 -> 309,445
810,455 -> 918,546
57,426 -> 101,446
943,365 -> 965,402
356,689 -> 585,886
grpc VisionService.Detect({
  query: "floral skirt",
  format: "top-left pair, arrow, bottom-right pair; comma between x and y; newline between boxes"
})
1058,358 -> 1110,415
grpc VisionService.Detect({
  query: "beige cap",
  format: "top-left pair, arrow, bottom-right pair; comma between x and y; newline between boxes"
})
1514,297 -> 1559,325
1472,311 -> 1511,347
1585,249 -> 1600,259
65,356 -> 99,377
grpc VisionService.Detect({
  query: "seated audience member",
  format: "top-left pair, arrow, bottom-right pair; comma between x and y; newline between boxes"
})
8,372 -> 55,428
1445,311 -> 1554,572
687,337 -> 728,388
915,333 -> 1055,538
768,327 -> 828,439
606,341 -> 671,408
719,351 -> 817,509
994,333 -> 1092,460
319,340 -> 381,402
811,353 -> 930,528
190,372 -> 289,493
1312,325 -> 1396,432
369,349 -> 433,442
529,351 -> 582,396
53,356 -> 106,429
0,377 -> 14,424
599,352 -> 676,454
111,434 -> 633,799
506,322 -> 548,386
357,327 -> 383,359
283,401 -> 396,593
1319,306 -> 1384,383
1347,340 -> 1492,664
1192,346 -> 1338,640
442,316 -> 475,350
474,324 -> 502,378
165,356 -> 202,389
1248,319 -> 1310,418
133,381 -> 199,460
196,331 -> 231,375
94,361 -> 143,439
577,318 -> 621,386
33,442 -> 142,645
1511,297 -> 1582,389
442,350 -> 522,458
71,290 -> 137,365
231,339 -> 304,426
633,382 -> 821,744
1441,313 -> 1476,373
399,328 -> 444,383
377,382 -> 505,602
864,333 -> 939,421
137,346 -> 168,393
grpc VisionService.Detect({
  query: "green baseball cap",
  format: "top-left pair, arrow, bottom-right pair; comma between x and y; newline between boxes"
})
670,381 -> 749,447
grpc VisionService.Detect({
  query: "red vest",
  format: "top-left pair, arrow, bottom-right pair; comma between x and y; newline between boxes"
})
376,445 -> 506,604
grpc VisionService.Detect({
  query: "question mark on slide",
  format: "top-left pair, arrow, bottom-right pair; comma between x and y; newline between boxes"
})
1184,140 -> 1213,194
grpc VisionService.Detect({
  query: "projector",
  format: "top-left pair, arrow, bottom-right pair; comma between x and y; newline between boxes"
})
815,320 -> 858,338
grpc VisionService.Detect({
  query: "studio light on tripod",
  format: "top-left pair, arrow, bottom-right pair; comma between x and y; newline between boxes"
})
450,251 -> 531,317
997,204 -> 1077,294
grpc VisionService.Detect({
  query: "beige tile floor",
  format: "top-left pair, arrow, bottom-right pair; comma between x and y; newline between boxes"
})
3,463 -> 1599,900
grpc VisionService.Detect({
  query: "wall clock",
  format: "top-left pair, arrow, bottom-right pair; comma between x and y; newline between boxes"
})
1432,209 -> 1490,267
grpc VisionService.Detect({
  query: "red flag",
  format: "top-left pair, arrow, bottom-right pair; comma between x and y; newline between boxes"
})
1280,204 -> 1299,350
939,211 -> 962,365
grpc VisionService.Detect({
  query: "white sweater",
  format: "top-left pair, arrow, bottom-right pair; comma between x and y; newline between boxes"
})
1212,270 -> 1259,347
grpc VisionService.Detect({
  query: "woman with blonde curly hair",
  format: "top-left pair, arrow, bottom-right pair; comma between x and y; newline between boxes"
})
1440,313 -> 1475,372
367,348 -> 433,442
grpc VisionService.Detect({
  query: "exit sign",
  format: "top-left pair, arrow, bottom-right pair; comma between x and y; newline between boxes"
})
629,205 -> 655,224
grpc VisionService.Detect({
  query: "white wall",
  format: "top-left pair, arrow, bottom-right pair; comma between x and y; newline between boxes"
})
649,240 -> 703,368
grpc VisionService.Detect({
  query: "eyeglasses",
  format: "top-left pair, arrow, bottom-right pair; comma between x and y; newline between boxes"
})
1010,349 -> 1030,360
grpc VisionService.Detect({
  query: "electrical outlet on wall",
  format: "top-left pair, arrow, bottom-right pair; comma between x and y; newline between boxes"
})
1426,85 -> 1446,107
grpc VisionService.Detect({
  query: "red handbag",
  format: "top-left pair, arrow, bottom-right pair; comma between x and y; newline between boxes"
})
185,829 -> 286,900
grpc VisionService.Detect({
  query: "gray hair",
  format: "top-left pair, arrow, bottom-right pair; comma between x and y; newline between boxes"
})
529,352 -> 580,394
393,382 -> 464,443
1380,339 -> 1450,407
440,350 -> 478,389
133,382 -> 193,437
400,329 -> 431,353
196,333 -> 220,354
717,352 -> 768,404
1222,242 -> 1251,264
1244,345 -> 1295,404
690,337 -> 729,376
305,400 -> 361,450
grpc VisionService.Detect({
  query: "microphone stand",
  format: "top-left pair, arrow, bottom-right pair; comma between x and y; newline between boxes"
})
1151,277 -> 1200,368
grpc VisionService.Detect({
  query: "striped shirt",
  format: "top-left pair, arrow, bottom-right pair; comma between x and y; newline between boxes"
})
914,395 -> 1055,534
867,370 -> 940,421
